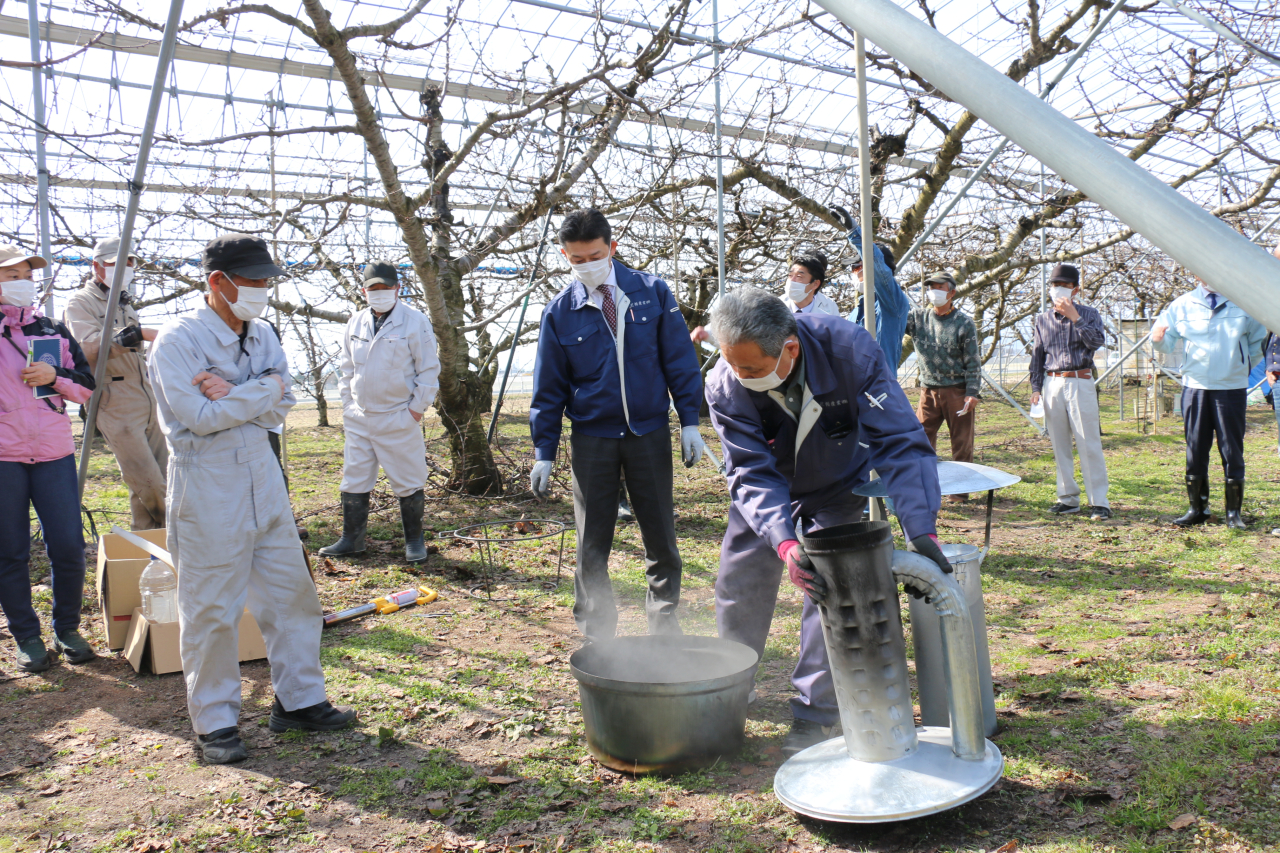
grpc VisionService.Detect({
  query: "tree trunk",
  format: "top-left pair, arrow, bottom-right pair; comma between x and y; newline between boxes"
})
301,0 -> 503,494
313,363 -> 329,427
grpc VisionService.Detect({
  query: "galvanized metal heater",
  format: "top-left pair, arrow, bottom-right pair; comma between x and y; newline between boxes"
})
773,520 -> 1003,822
856,461 -> 1021,737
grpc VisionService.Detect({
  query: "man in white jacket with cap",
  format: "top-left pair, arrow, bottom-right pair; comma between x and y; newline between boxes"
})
319,262 -> 440,563
149,233 -> 355,764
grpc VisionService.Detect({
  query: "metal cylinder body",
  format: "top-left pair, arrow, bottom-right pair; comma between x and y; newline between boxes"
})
570,635 -> 758,774
910,544 -> 997,736
801,521 -> 917,762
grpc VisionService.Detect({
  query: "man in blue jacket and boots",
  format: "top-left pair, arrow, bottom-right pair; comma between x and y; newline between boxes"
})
1154,278 -> 1267,529
529,209 -> 706,642
704,288 -> 948,756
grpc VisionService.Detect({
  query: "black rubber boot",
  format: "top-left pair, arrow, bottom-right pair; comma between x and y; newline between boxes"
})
318,492 -> 369,557
1173,475 -> 1211,527
1224,479 -> 1248,530
400,489 -> 427,563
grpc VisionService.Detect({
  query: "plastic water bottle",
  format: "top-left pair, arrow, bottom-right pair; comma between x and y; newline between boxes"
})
139,557 -> 178,623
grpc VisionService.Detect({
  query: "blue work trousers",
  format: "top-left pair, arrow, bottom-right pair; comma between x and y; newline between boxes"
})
1182,387 -> 1247,480
715,494 -> 867,726
0,455 -> 86,643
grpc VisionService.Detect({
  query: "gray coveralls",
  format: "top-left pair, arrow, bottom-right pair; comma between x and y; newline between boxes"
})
149,305 -> 326,735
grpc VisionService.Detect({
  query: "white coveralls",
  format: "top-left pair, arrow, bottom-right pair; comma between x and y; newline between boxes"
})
149,306 -> 325,735
63,284 -> 168,529
338,302 -> 440,497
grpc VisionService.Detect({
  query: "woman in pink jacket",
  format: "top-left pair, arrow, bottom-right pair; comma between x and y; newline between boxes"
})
0,245 -> 96,672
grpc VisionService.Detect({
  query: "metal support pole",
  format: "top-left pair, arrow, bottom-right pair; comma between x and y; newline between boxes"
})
1094,330 -> 1152,385
26,0 -> 53,314
982,368 -> 1045,436
713,0 -> 726,297
855,33 -> 875,336
817,0 -> 1280,331
76,0 -> 186,501
1118,345 -> 1124,420
1039,156 -> 1047,311
487,212 -> 556,444
896,0 -> 1124,272
269,101 -> 288,486
1250,209 -> 1280,245
1156,0 -> 1280,75
854,33 -> 883,521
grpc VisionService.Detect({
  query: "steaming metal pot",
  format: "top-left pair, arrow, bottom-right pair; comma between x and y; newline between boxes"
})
570,635 -> 758,774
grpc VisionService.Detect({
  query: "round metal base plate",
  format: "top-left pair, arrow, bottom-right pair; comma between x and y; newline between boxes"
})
774,727 -> 1004,823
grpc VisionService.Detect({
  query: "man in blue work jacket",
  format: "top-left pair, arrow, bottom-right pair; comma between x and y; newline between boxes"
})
1154,278 -> 1267,529
831,206 -> 911,372
529,209 -> 706,642
704,287 -> 948,756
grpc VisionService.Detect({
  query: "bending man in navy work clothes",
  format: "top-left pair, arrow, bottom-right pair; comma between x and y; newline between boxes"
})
529,209 -> 706,642
704,288 -> 947,756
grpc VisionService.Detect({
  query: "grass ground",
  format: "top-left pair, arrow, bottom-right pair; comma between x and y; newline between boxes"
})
2,388 -> 1280,853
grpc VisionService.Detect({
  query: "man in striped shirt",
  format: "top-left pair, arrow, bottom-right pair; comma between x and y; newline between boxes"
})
1029,264 -> 1111,520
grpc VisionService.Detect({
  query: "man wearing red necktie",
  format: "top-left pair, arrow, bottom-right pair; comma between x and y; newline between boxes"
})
529,209 -> 706,643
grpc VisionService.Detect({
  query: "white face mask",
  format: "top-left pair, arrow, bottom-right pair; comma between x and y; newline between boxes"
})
927,289 -> 950,306
0,278 -> 36,307
100,264 -> 135,292
570,254 -> 613,290
366,290 -> 397,313
1051,286 -> 1075,303
736,348 -> 788,393
787,279 -> 814,304
223,277 -> 270,321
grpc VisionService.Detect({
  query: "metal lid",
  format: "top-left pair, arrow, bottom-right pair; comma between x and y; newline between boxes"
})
774,727 -> 1004,823
940,542 -> 982,562
853,460 -> 1021,498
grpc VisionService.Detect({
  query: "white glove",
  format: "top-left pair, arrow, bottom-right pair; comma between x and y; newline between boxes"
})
530,460 -> 553,497
681,426 -> 705,469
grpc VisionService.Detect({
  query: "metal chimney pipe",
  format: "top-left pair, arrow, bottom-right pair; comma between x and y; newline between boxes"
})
890,549 -> 986,761
910,543 -> 998,736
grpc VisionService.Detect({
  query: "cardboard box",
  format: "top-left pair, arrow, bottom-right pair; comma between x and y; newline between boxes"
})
96,528 -> 169,650
123,607 -> 268,675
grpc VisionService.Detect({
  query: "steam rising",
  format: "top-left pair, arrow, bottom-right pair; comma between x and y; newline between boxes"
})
571,635 -> 758,685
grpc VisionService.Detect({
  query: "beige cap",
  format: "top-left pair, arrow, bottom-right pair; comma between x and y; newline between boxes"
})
93,236 -> 138,264
0,244 -> 48,270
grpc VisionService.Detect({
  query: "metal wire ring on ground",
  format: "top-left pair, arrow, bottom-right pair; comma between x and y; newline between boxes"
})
450,518 -> 568,543
450,519 -> 569,602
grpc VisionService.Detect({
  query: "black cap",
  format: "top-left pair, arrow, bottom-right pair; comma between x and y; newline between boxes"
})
363,261 -> 398,287
203,233 -> 287,279
1048,263 -> 1080,285
925,271 -> 958,290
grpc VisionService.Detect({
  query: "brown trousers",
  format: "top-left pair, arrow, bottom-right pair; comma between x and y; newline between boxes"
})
917,384 -> 975,466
